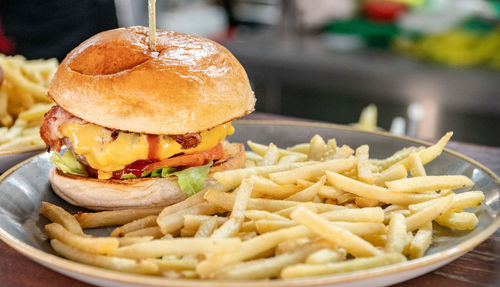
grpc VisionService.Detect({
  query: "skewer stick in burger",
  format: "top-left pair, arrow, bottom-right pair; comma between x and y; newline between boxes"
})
40,26 -> 255,210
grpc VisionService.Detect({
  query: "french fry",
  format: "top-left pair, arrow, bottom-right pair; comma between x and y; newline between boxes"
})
278,154 -> 303,165
324,139 -> 338,160
211,178 -> 253,238
370,146 -> 422,171
285,176 -> 325,202
333,145 -> 354,159
385,213 -> 408,253
386,175 -> 473,193
318,185 -> 341,199
435,211 -> 478,230
274,202 -> 318,218
356,145 -> 373,184
326,171 -> 439,205
117,236 -> 154,247
196,226 -> 311,277
124,226 -> 163,239
17,103 -> 53,121
213,240 -> 325,279
251,175 -> 299,198
247,140 -> 307,161
240,221 -> 257,233
308,134 -> 326,161
213,162 -> 314,189
406,194 -> 454,232
320,207 -> 384,223
255,219 -> 296,233
408,152 -> 426,177
373,164 -> 407,187
205,189 -> 345,213
194,217 -> 218,238
269,158 -> 356,185
291,207 -> 381,257
113,238 -> 242,259
335,192 -> 356,205
0,134 -> 44,149
0,91 -> 12,126
255,219 -> 385,236
45,223 -> 118,255
180,227 -> 196,237
305,248 -> 346,264
229,178 -> 254,221
409,191 -> 484,213
50,239 -> 158,274
154,258 -> 198,271
396,132 -> 453,169
362,234 -> 387,247
183,215 -> 227,231
157,188 -> 214,219
75,207 -> 163,228
110,215 -> 158,237
281,253 -> 406,279
41,202 -> 84,235
408,222 -> 432,259
260,143 -> 280,166
157,202 -> 217,235
286,143 -> 310,154
244,210 -> 288,221
275,237 -> 310,255
355,197 -> 380,208
245,151 -> 262,161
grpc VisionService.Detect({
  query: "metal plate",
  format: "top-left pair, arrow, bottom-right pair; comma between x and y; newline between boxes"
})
0,121 -> 499,287
0,145 -> 44,173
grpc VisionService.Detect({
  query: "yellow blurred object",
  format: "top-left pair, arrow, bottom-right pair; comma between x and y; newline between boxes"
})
389,0 -> 425,7
354,104 -> 378,132
394,29 -> 500,68
0,54 -> 57,150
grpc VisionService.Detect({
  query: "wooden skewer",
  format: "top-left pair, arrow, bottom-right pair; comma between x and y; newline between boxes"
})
148,0 -> 157,51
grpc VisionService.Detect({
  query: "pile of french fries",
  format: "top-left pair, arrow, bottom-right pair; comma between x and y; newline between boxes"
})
40,131 -> 484,280
0,54 -> 57,150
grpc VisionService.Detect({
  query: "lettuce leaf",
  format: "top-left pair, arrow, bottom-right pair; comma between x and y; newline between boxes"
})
141,167 -> 175,178
171,162 -> 211,196
50,151 -> 88,177
139,164 -> 210,195
121,173 -> 137,179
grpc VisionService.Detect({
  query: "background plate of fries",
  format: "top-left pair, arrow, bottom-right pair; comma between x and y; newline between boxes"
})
0,120 -> 499,287
0,54 -> 57,172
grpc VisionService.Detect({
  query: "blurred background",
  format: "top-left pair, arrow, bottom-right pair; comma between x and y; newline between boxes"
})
1,0 -> 499,146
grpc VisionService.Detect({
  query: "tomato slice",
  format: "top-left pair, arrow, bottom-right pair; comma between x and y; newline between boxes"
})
143,142 -> 224,173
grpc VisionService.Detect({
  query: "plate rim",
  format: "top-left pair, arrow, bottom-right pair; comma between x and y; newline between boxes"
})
0,144 -> 45,156
1,120 -> 500,287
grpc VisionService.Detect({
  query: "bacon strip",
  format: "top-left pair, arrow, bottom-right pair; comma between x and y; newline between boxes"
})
40,105 -> 85,152
170,133 -> 202,149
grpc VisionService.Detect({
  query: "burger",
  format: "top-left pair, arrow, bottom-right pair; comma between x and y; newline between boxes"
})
40,26 -> 255,210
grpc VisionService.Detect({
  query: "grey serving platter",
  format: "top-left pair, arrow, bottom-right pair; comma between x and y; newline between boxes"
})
0,120 -> 499,287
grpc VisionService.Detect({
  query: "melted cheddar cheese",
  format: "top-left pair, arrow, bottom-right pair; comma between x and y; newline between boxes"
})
59,122 -> 234,173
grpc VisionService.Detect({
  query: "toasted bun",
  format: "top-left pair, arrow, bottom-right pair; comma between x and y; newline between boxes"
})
49,143 -> 245,210
49,26 -> 255,135
50,168 -> 187,210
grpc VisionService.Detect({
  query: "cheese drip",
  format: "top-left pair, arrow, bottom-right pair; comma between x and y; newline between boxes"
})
59,122 -> 234,173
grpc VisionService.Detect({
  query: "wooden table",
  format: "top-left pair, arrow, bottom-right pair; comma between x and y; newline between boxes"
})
1,113 -> 499,286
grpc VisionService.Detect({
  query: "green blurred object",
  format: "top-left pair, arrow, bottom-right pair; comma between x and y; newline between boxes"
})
324,18 -> 399,48
394,18 -> 500,68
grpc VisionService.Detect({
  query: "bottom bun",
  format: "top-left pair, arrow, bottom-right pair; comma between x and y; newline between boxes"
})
49,142 -> 245,210
49,169 -> 188,211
